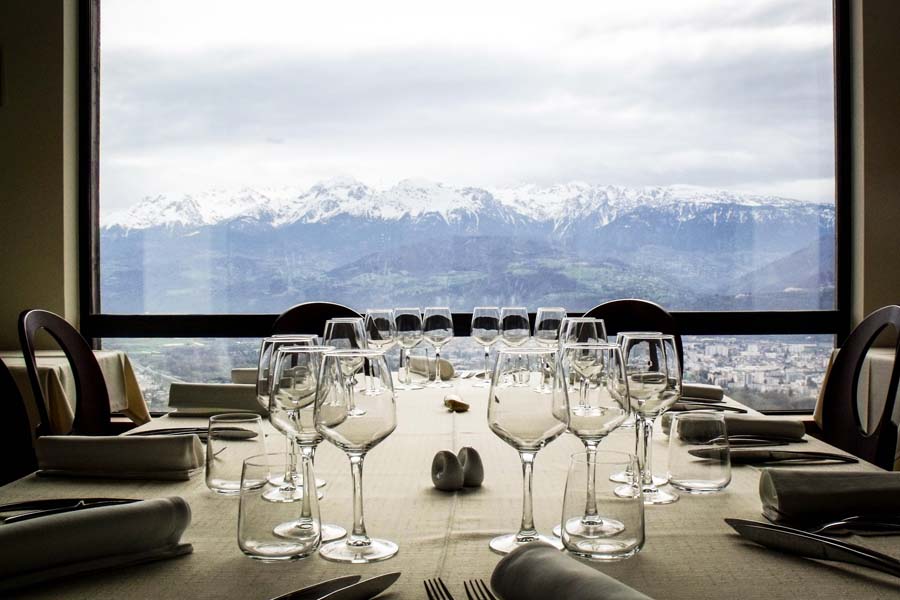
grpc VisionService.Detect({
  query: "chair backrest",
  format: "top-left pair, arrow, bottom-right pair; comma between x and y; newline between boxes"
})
583,299 -> 684,372
820,305 -> 900,471
18,309 -> 112,436
0,359 -> 37,484
271,302 -> 363,336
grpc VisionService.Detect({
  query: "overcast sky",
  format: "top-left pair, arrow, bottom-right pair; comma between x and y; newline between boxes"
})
99,0 -> 835,213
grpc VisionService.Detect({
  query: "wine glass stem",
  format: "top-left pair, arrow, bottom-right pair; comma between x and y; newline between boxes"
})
286,437 -> 299,485
518,452 -> 537,538
348,453 -> 370,543
300,447 -> 314,519
483,347 -> 490,378
583,442 -> 599,517
639,415 -> 655,487
434,347 -> 442,385
402,348 -> 411,384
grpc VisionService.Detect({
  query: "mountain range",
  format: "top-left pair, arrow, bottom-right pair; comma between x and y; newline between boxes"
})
100,178 -> 835,314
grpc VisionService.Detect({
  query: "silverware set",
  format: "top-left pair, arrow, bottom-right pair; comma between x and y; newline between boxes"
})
424,578 -> 497,600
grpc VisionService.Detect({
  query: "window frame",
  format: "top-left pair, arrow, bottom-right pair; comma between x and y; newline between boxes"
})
78,0 -> 853,415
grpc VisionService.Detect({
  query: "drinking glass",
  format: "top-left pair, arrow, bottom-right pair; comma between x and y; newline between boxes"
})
500,307 -> 530,347
238,452 -> 320,561
270,345 -> 346,542
394,307 -> 424,391
488,347 -> 569,554
471,307 -> 501,387
621,334 -> 681,505
561,451 -> 644,561
206,413 -> 267,495
365,309 -> 397,395
423,307 -> 453,389
324,318 -> 368,416
256,334 -> 318,495
554,343 -> 630,537
534,307 -> 566,347
667,412 -> 731,493
315,349 -> 398,563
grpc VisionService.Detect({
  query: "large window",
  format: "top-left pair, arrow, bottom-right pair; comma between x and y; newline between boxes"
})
84,0 -> 849,412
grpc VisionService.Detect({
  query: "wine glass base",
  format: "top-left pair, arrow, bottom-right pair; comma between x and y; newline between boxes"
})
427,381 -> 453,389
273,520 -> 346,542
553,516 -> 625,538
394,382 -> 424,391
489,533 -> 562,555
262,485 -> 302,503
322,523 -> 348,542
642,486 -> 679,505
609,471 -> 667,486
319,538 -> 398,564
347,407 -> 368,417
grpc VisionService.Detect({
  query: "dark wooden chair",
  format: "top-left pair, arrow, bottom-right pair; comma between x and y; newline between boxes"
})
18,309 -> 112,436
820,305 -> 900,471
583,298 -> 684,371
271,301 -> 362,336
0,359 -> 37,484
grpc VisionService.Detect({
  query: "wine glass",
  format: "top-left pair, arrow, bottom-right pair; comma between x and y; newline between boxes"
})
558,317 -> 607,349
315,349 -> 398,563
394,308 -> 424,391
620,334 -> 681,505
323,318 -> 368,416
534,307 -> 566,347
554,343 -> 630,537
500,307 -> 530,347
364,309 -> 396,395
423,307 -> 453,389
471,307 -> 501,387
270,345 -> 347,542
256,334 -> 318,495
487,347 -> 569,554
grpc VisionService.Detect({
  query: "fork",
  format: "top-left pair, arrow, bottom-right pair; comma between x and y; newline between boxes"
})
464,579 -> 498,600
424,577 -> 455,600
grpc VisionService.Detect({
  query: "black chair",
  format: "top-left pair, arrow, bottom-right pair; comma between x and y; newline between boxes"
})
271,301 -> 362,336
18,309 -> 112,436
0,359 -> 37,484
820,305 -> 900,471
583,299 -> 684,371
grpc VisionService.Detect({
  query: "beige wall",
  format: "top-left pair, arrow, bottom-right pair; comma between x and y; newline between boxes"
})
0,1 -> 79,349
852,0 -> 900,326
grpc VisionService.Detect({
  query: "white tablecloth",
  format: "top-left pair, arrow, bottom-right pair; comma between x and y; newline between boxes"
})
1,380 -> 898,599
0,350 -> 151,433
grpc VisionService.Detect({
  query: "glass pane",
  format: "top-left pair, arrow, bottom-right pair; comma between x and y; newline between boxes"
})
682,334 -> 834,412
99,2 -> 835,313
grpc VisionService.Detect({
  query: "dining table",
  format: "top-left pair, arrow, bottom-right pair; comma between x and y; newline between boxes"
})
2,376 -> 900,599
0,350 -> 151,433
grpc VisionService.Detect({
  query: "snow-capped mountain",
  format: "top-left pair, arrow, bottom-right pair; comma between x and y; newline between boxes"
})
101,178 -> 829,231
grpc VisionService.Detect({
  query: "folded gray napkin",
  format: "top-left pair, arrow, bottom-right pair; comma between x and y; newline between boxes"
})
168,382 -> 266,416
0,497 -> 192,592
681,382 -> 724,401
491,542 -> 653,600
409,355 -> 455,379
760,469 -> 900,523
35,435 -> 204,480
230,367 -> 257,385
662,413 -> 805,440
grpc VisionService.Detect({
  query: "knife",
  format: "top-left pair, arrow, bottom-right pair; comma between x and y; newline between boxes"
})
2,499 -> 141,524
691,448 -> 859,464
268,575 -> 361,600
725,518 -> 900,578
0,497 -> 138,513
712,435 -> 808,446
671,402 -> 748,414
319,572 -> 401,600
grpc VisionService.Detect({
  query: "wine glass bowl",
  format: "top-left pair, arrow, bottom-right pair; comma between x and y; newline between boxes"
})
534,307 -> 566,347
500,307 -> 530,347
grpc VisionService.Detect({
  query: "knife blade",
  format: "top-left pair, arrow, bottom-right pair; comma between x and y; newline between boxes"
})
725,518 -> 900,578
671,402 -> 748,414
714,435 -> 808,446
319,572 -> 401,600
2,499 -> 141,524
0,497 -> 138,513
691,448 -> 859,464
268,575 -> 362,600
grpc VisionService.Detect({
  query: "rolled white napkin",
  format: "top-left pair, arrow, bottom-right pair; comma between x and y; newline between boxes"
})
230,368 -> 257,385
168,383 -> 266,416
760,470 -> 900,524
681,382 -> 724,401
662,413 -> 806,440
35,435 -> 204,480
491,542 -> 654,600
409,355 -> 455,380
0,497 -> 193,593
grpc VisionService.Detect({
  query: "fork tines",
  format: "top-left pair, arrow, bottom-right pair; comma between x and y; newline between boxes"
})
464,579 -> 498,600
424,577 -> 455,600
